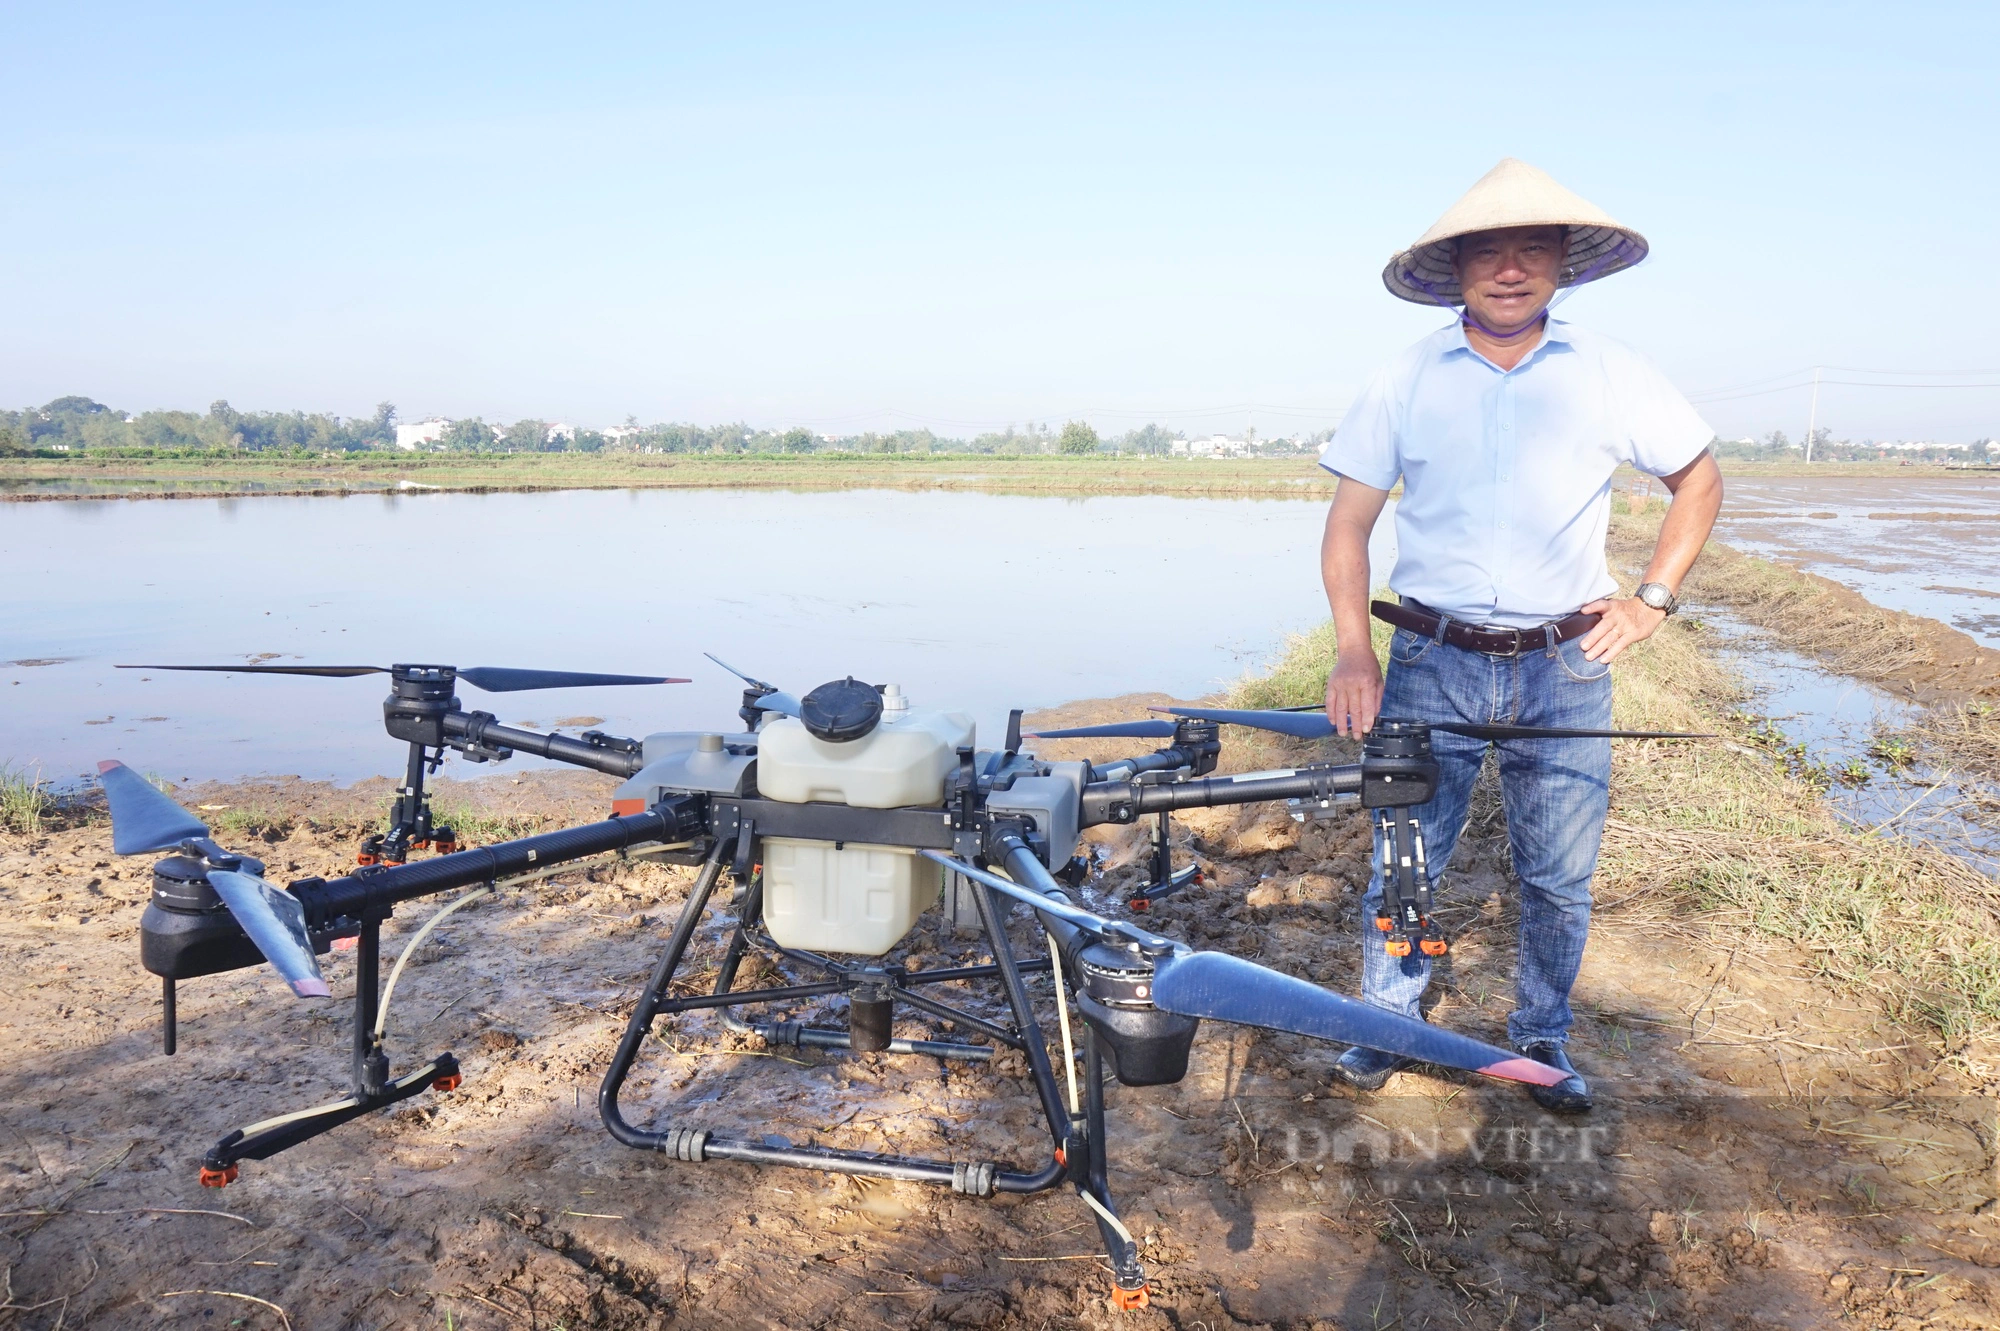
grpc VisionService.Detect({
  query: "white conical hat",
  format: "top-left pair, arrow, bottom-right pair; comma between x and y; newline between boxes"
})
1382,158 -> 1648,306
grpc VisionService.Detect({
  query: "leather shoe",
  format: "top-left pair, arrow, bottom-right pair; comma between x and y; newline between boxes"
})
1517,1042 -> 1591,1114
1333,1045 -> 1413,1092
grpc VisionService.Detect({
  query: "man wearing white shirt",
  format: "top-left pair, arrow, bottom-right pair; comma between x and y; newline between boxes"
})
1317,160 -> 1723,1111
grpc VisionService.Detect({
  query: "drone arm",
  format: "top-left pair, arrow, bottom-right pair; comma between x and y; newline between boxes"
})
441,712 -> 647,776
1078,762 -> 1362,826
1088,747 -> 1196,783
291,797 -> 707,927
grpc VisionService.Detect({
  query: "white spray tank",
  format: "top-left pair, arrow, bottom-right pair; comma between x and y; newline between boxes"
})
757,679 -> 973,955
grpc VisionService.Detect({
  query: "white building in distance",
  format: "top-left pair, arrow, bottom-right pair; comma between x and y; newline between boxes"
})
1171,434 -> 1254,458
395,417 -> 451,451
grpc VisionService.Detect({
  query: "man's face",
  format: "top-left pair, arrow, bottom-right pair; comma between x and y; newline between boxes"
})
1451,225 -> 1566,334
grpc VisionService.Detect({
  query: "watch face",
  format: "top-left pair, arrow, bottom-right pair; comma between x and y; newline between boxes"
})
1639,585 -> 1670,609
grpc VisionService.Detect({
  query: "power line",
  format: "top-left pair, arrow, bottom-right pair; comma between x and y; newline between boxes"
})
1690,361 -> 2000,396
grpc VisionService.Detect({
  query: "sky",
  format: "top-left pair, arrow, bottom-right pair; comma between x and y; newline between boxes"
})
4,2 -> 1997,443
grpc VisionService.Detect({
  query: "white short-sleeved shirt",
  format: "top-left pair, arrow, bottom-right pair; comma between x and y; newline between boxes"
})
1319,319 -> 1713,628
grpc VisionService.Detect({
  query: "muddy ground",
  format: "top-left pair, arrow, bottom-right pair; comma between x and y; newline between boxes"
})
1,698 -> 1995,1330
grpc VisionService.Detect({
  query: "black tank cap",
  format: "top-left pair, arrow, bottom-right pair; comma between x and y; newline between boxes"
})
800,676 -> 884,743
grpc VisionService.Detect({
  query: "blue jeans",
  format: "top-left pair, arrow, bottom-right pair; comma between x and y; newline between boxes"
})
1359,626 -> 1612,1048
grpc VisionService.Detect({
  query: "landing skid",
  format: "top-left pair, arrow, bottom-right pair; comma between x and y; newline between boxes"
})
599,837 -> 1151,1308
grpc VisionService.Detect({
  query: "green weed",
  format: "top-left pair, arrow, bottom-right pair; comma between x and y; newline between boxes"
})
0,764 -> 49,835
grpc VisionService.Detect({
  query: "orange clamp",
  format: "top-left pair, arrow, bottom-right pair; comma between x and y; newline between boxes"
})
199,1164 -> 238,1189
1384,939 -> 1413,958
1374,916 -> 1394,932
431,1072 -> 463,1093
1110,1282 -> 1150,1311
1127,897 -> 1149,912
1420,938 -> 1449,956
356,851 -> 378,866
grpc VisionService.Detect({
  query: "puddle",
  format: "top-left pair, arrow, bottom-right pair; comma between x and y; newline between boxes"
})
1704,610 -> 1998,874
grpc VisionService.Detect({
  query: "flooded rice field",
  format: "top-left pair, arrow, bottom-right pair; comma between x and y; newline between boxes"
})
1708,472 -> 2000,646
1,488 -> 1383,785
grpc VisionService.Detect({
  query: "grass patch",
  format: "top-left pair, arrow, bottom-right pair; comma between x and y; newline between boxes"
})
1597,614 -> 2000,1056
207,803 -> 297,842
1897,701 -> 2000,783
1,765 -> 49,835
420,801 -> 547,846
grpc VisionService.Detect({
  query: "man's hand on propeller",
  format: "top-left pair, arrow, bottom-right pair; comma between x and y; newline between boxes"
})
1323,655 -> 1384,738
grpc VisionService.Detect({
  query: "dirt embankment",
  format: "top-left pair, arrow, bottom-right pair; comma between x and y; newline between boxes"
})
2,690 -> 1995,1330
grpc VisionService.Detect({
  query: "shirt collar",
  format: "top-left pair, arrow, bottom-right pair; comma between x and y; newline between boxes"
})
1438,316 -> 1574,368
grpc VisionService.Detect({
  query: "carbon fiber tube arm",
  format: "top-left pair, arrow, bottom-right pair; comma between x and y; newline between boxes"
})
289,795 -> 707,926
442,711 -> 647,776
1078,762 -> 1362,826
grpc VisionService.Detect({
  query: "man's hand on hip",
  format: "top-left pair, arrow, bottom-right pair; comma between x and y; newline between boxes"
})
1577,596 -> 1667,663
1324,655 -> 1384,736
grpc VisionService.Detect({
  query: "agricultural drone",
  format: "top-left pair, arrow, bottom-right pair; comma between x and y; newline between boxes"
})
103,657 -> 1699,1309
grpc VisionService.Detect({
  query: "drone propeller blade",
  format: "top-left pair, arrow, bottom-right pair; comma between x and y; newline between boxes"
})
97,760 -> 209,855
117,664 -> 388,678
1149,951 -> 1565,1086
705,653 -> 800,715
703,653 -> 777,692
1026,720 -> 1179,740
1155,706 -> 1710,743
455,667 -> 686,693
1429,721 -> 1715,742
206,869 -> 330,998
1154,706 -> 1337,739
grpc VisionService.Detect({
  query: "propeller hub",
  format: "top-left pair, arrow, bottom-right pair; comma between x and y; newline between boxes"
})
1077,942 -> 1159,1008
385,671 -> 463,746
1364,720 -> 1433,760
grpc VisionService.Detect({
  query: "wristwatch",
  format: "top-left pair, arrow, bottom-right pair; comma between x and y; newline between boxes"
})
1635,582 -> 1680,615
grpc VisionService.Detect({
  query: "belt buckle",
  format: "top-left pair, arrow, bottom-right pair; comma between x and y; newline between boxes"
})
1505,627 -> 1524,657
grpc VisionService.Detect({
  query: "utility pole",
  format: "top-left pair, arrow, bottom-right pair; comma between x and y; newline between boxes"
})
1803,366 -> 1821,463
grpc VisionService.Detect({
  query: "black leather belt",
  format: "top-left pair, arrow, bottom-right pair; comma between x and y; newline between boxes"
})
1371,598 -> 1600,658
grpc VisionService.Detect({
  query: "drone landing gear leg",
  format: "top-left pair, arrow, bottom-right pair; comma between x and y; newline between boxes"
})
1127,809 -> 1201,912
599,838 -> 1068,1195
1375,805 -> 1447,960
360,741 -> 454,866
200,910 -> 462,1186
1079,1036 -> 1149,1309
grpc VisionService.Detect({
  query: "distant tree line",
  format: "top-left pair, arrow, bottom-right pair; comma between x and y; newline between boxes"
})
0,395 -> 1327,459
0,396 -> 398,456
1709,429 -> 1996,464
